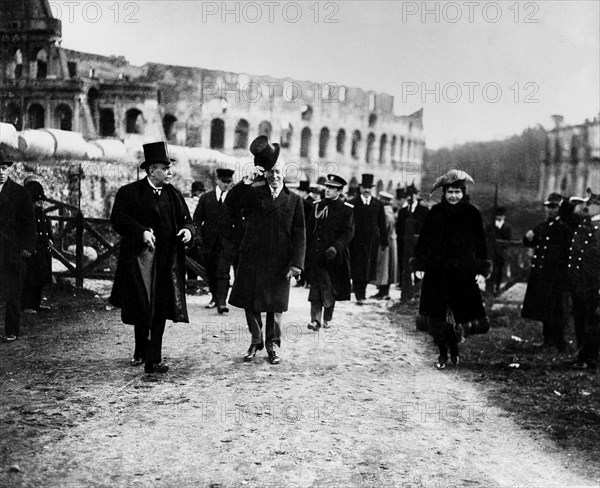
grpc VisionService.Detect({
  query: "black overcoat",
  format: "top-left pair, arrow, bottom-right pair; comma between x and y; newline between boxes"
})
348,196 -> 387,282
568,217 -> 600,293
23,205 -> 53,290
305,198 -> 355,304
109,179 -> 195,325
0,178 -> 36,300
193,190 -> 238,258
397,200 -> 429,266
226,181 -> 305,312
413,198 -> 489,323
521,216 -> 572,323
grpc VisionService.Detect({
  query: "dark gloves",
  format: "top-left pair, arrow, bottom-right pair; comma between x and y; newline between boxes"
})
325,246 -> 337,260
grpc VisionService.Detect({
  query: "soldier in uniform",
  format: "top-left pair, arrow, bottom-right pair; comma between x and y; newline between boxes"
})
305,174 -> 355,331
566,190 -> 600,371
521,192 -> 572,353
193,168 -> 237,314
348,174 -> 388,304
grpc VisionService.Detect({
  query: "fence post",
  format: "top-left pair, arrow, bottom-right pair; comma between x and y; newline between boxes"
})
400,216 -> 415,303
75,211 -> 84,288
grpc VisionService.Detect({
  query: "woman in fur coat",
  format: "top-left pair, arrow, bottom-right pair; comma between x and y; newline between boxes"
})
411,170 -> 492,369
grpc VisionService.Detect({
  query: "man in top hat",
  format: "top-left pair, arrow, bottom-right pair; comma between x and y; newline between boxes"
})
348,173 -> 388,304
193,168 -> 238,314
485,206 -> 514,295
110,142 -> 195,373
566,189 -> 600,371
305,174 -> 355,331
225,136 -> 305,364
522,192 -> 572,353
0,149 -> 36,342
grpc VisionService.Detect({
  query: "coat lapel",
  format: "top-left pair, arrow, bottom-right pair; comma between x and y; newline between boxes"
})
140,179 -> 159,213
0,178 -> 15,207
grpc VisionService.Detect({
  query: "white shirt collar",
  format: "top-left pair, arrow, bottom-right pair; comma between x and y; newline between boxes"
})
147,177 -> 162,192
271,185 -> 283,199
361,195 -> 371,205
216,187 -> 227,201
411,200 -> 418,212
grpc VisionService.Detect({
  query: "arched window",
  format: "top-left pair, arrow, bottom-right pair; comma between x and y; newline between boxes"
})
36,49 -> 48,79
390,135 -> 397,161
351,130 -> 361,159
258,120 -> 272,138
125,108 -> 144,134
163,114 -> 177,142
300,127 -> 312,158
88,87 -> 100,131
336,129 -> 346,154
210,118 -> 225,149
301,105 -> 313,122
28,103 -> 45,129
399,136 -> 405,161
376,180 -> 384,195
14,49 -> 23,79
319,127 -> 330,158
280,122 -> 293,149
379,134 -> 387,165
234,119 -> 249,149
368,113 -> 377,128
406,139 -> 413,162
99,108 -> 115,136
366,133 -> 376,164
54,104 -> 72,131
4,102 -> 23,130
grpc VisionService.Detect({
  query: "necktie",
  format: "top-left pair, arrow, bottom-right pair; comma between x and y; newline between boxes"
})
218,192 -> 223,204
272,189 -> 277,200
153,188 -> 161,198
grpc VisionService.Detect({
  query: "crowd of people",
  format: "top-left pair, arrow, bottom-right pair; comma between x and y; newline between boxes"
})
1,139 -> 598,374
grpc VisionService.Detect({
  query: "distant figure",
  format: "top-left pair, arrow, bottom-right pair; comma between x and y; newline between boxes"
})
485,206 -> 514,295
0,150 -> 36,343
110,142 -> 195,374
295,180 -> 314,288
412,170 -> 491,370
185,180 -> 206,288
372,191 -> 397,300
521,193 -> 572,353
21,180 -> 53,314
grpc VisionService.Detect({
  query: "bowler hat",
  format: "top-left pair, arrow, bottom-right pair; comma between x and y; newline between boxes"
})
298,180 -> 310,192
543,192 -> 563,207
0,148 -> 14,166
249,136 -> 280,171
324,174 -> 347,189
191,181 -> 205,193
140,142 -> 175,169
216,168 -> 234,182
360,174 -> 374,188
24,180 -> 45,201
431,169 -> 474,193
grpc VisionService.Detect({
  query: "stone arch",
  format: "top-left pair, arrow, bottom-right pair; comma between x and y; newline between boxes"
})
319,127 -> 330,158
4,102 -> 23,130
368,113 -> 377,128
87,87 -> 100,131
163,114 -> 177,142
390,135 -> 397,160
125,108 -> 144,134
258,120 -> 272,138
366,132 -> 376,164
336,129 -> 346,154
351,130 -> 361,159
399,136 -> 405,161
27,103 -> 45,129
35,49 -> 48,79
234,119 -> 250,149
280,122 -> 293,149
54,104 -> 72,131
12,49 -> 23,79
379,134 -> 388,165
376,179 -> 384,195
301,105 -> 313,122
210,118 -> 225,149
300,127 -> 312,158
99,108 -> 115,136
386,180 -> 394,192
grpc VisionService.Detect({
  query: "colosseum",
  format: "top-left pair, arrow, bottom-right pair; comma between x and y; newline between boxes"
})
0,0 -> 424,215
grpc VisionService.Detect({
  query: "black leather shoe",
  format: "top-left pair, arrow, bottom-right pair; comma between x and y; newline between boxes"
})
268,350 -> 281,365
205,301 -> 217,309
307,321 -> 321,331
130,357 -> 144,366
217,305 -> 229,314
145,362 -> 169,374
243,343 -> 264,362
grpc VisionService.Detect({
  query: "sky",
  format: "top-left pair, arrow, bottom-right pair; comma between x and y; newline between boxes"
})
51,0 -> 600,149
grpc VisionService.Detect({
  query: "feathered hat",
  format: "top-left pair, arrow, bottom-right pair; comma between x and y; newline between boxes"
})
431,169 -> 474,194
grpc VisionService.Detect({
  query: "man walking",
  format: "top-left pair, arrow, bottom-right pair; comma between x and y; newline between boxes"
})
110,142 -> 195,373
348,174 -> 387,304
0,150 -> 36,342
226,136 -> 305,365
305,174 -> 354,331
193,168 -> 237,314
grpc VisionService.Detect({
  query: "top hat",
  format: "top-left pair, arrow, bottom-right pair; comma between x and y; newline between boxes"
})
360,174 -> 374,188
406,183 -> 419,195
191,181 -> 205,193
0,148 -> 14,167
396,188 -> 407,200
298,180 -> 310,192
24,180 -> 45,201
543,192 -> 563,207
249,136 -> 280,171
431,169 -> 474,193
379,191 -> 394,201
216,168 -> 235,182
324,174 -> 347,189
140,142 -> 175,169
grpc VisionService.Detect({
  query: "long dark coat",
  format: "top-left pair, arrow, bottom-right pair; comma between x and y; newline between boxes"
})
109,179 -> 195,325
0,178 -> 36,300
520,215 -> 572,323
305,198 -> 355,305
348,195 -> 387,282
23,205 -> 53,290
226,181 -> 305,312
193,190 -> 238,260
413,198 -> 489,324
397,200 -> 429,272
568,217 -> 600,293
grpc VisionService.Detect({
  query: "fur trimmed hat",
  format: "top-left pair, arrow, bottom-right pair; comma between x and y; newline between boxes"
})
431,170 -> 474,193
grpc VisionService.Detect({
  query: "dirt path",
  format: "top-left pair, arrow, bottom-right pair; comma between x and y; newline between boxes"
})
1,284 -> 598,488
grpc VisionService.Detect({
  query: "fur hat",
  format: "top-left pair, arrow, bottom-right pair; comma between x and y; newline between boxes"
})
431,170 -> 474,193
